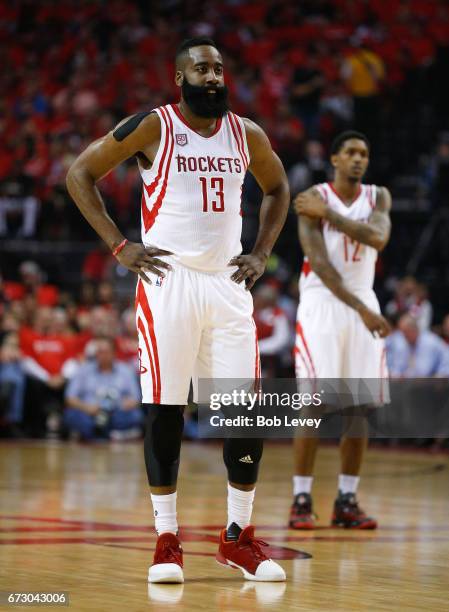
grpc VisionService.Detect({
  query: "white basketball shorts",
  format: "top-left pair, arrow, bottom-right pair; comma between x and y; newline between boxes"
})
135,262 -> 260,405
295,291 -> 389,404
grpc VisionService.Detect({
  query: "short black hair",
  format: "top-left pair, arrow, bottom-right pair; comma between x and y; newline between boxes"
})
330,130 -> 370,155
176,37 -> 218,67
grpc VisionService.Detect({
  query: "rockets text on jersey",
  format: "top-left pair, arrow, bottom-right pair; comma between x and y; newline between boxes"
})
300,182 -> 378,298
139,104 -> 250,272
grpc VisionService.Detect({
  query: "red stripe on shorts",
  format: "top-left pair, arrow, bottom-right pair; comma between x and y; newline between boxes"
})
137,279 -> 161,403
294,345 -> 312,378
296,321 -> 317,378
137,316 -> 157,400
252,319 -> 261,392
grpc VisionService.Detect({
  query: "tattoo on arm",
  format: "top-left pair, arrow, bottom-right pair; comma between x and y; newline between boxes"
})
299,216 -> 366,312
325,186 -> 392,251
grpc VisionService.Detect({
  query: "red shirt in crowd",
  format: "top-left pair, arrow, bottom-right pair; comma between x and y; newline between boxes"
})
19,326 -> 77,375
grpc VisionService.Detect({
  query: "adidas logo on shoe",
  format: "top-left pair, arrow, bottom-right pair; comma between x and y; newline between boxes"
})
239,455 -> 253,463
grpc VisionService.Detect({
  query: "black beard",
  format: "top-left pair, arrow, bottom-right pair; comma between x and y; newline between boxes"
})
181,78 -> 229,118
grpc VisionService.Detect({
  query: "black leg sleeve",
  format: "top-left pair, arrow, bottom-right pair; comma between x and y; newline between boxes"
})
143,404 -> 184,487
223,438 -> 264,485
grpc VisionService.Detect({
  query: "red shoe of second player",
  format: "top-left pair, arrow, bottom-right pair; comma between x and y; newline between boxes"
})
331,493 -> 378,529
148,532 -> 184,583
216,525 -> 286,581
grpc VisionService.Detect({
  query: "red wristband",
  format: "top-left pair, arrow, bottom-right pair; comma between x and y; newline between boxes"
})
112,238 -> 128,257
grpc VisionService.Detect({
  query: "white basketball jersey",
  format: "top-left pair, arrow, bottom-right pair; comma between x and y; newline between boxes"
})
300,182 -> 378,297
139,104 -> 249,272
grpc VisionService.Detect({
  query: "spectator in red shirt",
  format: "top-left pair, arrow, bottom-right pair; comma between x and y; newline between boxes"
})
116,308 -> 139,370
253,284 -> 291,377
19,306 -> 78,437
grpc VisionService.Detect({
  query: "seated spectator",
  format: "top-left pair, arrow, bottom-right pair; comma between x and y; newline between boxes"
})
64,337 -> 142,441
0,332 -> 25,437
408,283 -> 433,331
287,140 -> 328,196
19,306 -> 78,436
116,308 -> 139,370
78,306 -> 120,359
0,161 -> 40,238
253,284 -> 291,377
386,277 -> 432,331
386,313 -> 449,377
20,307 -> 78,384
3,261 -> 59,307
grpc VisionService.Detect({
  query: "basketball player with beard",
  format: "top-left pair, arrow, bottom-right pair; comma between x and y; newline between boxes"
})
67,38 -> 289,583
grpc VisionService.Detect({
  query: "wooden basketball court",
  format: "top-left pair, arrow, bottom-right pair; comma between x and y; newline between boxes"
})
0,441 -> 448,611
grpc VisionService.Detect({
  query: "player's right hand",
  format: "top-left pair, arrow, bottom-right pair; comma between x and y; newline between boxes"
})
358,306 -> 391,338
115,242 -> 173,284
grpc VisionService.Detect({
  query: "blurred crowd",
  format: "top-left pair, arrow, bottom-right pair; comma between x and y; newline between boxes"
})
2,0 -> 449,243
1,256 -> 448,441
0,259 -> 141,438
1,1 -> 449,442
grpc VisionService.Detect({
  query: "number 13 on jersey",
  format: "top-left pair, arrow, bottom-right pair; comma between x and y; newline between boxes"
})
200,176 -> 225,212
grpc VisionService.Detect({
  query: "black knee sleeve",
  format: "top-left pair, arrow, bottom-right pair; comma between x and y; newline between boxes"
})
143,404 -> 184,487
223,438 -> 264,485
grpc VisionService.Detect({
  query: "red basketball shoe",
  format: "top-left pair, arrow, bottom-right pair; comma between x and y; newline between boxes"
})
148,532 -> 184,583
289,493 -> 316,529
216,524 -> 286,581
331,492 -> 377,529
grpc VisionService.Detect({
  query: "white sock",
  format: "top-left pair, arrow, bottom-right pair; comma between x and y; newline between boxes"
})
150,492 -> 178,535
293,476 -> 313,496
338,474 -> 360,495
227,484 -> 255,529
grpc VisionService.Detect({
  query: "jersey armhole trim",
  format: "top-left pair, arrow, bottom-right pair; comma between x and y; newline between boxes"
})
138,109 -> 164,179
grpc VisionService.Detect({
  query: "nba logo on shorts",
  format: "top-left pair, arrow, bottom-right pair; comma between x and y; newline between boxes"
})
155,276 -> 164,287
176,133 -> 188,146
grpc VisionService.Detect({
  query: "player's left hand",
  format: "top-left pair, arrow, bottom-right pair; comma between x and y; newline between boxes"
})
294,189 -> 327,218
229,253 -> 267,290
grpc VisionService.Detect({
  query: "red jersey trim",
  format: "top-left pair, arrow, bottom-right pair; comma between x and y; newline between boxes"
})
141,106 -> 172,232
328,182 -> 362,206
142,106 -> 175,233
170,103 -> 223,138
231,113 -> 249,169
234,115 -> 249,169
368,185 -> 376,209
301,259 -> 311,277
228,113 -> 248,172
